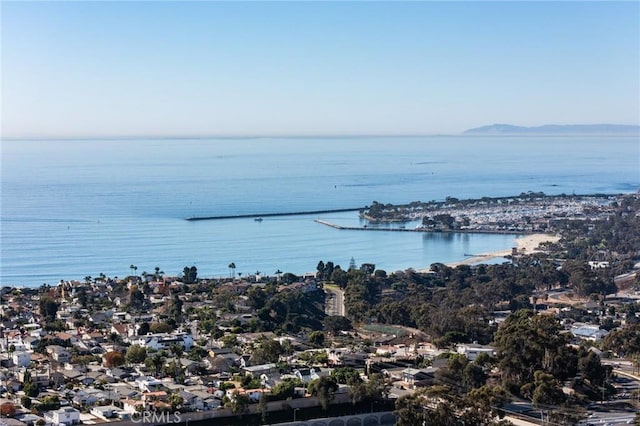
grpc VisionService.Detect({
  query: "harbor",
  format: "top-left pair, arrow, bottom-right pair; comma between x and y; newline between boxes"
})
314,219 -> 531,234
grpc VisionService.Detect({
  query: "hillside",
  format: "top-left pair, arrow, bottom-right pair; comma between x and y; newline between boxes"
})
464,123 -> 640,136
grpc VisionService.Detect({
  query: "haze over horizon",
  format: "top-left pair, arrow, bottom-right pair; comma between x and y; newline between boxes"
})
2,1 -> 639,139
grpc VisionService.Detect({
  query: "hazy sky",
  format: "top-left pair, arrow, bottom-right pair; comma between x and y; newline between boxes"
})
2,1 -> 639,138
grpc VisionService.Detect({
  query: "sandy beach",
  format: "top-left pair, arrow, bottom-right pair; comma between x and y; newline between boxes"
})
438,233 -> 561,268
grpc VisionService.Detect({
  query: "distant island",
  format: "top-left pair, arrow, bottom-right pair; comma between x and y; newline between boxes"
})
464,123 -> 640,136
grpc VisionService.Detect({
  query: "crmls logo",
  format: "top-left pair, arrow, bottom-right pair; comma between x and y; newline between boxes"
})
132,411 -> 182,424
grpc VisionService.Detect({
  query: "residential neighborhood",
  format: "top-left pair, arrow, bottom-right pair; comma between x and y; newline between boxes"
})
0,193 -> 639,425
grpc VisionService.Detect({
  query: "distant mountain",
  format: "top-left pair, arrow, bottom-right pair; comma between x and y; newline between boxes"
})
464,123 -> 640,136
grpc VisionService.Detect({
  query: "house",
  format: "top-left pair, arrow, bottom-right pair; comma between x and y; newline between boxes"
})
12,352 -> 30,368
0,417 -> 28,426
123,399 -> 145,414
204,355 -> 234,373
46,345 -> 72,363
402,367 -> 436,387
90,405 -> 122,419
456,343 -> 495,361
188,390 -> 221,410
178,390 -> 204,411
571,325 -> 609,342
141,391 -> 168,403
292,367 -> 324,384
135,377 -> 163,393
242,363 -> 278,378
45,407 -> 80,425
72,390 -> 100,406
236,332 -> 276,345
132,333 -> 193,351
15,413 -> 47,426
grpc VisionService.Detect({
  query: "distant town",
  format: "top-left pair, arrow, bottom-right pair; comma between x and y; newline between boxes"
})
1,192 -> 639,426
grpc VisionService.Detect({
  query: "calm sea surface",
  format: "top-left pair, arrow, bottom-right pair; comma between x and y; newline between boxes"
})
1,136 -> 638,287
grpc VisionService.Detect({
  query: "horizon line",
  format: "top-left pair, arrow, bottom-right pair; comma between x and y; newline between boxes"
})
3,123 -> 639,141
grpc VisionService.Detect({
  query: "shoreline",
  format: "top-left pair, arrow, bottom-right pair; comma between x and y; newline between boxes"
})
440,233 -> 561,268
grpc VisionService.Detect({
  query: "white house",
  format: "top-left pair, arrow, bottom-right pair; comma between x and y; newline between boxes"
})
135,376 -> 163,393
90,405 -> 122,419
456,343 -> 495,361
132,333 -> 193,351
12,352 -> 30,368
45,407 -> 80,425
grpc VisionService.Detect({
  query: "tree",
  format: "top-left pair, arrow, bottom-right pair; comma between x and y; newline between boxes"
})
146,352 -> 166,377
167,294 -> 184,324
21,396 -> 32,409
331,367 -> 362,385
39,296 -> 59,322
104,351 -> 125,368
603,324 -> 640,356
168,393 -> 183,411
228,263 -> 236,279
226,391 -> 250,415
39,395 -> 61,411
125,345 -> 147,364
150,322 -> 173,333
578,350 -> 611,387
308,331 -> 325,347
348,373 -> 389,405
493,309 -> 571,388
23,380 -> 38,397
169,343 -> 184,358
154,266 -> 164,280
395,387 -> 510,426
251,338 -> 284,364
308,376 -> 338,410
0,402 -> 16,417
317,261 -> 326,280
271,379 -> 300,400
324,315 -> 352,334
138,322 -> 151,336
182,265 -> 198,284
524,371 -> 566,407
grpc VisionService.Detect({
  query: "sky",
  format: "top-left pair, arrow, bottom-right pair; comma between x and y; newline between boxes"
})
1,1 -> 639,138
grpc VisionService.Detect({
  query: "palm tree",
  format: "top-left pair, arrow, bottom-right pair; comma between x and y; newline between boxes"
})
228,263 -> 236,279
154,267 -> 164,280
275,269 -> 283,282
129,264 -> 138,276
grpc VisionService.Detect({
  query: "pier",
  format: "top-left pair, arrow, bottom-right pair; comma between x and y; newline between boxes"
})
186,208 -> 362,221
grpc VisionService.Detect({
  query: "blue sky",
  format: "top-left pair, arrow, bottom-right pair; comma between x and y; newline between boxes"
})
2,1 -> 639,137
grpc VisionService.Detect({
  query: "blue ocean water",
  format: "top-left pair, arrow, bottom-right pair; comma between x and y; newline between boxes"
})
1,136 -> 638,287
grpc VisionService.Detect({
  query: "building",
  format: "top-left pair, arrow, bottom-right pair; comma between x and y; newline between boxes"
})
132,333 -> 193,351
571,325 -> 609,342
12,352 -> 30,368
456,343 -> 495,361
45,407 -> 80,425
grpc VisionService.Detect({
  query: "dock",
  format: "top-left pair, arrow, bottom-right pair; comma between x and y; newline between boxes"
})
186,207 -> 362,221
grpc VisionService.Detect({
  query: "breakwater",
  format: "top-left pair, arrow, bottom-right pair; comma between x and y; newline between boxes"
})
186,207 -> 362,221
314,219 -> 531,234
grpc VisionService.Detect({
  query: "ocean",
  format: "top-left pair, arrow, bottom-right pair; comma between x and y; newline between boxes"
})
1,136 -> 638,287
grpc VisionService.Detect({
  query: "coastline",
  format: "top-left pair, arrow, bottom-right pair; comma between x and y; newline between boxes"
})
440,233 -> 560,268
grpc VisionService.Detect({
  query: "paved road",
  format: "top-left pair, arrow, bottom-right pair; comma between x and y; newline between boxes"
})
325,287 -> 346,317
